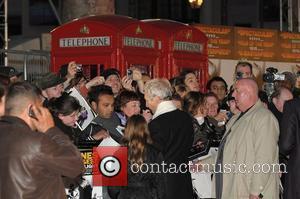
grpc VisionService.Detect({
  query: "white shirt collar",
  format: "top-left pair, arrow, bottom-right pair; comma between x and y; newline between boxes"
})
152,101 -> 177,120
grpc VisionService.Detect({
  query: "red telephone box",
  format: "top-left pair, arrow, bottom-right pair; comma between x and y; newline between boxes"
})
117,19 -> 164,78
143,19 -> 208,91
51,15 -> 163,78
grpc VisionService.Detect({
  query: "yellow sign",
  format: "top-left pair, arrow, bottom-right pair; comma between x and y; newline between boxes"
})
80,150 -> 93,175
194,24 -> 233,58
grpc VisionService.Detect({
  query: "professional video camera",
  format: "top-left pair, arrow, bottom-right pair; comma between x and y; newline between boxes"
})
262,67 -> 285,99
263,67 -> 285,83
189,117 -> 225,161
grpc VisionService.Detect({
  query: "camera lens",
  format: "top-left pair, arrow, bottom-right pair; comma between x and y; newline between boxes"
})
236,72 -> 243,80
263,73 -> 275,83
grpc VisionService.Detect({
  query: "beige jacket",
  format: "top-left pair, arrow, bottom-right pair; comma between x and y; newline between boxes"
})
205,100 -> 280,199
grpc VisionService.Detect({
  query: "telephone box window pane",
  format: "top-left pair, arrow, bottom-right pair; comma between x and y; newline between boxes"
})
80,64 -> 98,80
90,65 -> 98,79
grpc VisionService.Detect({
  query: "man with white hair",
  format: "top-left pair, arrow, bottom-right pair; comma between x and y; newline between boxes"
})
144,78 -> 194,199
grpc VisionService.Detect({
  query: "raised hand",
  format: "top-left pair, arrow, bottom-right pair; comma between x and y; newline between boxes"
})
121,76 -> 134,91
92,129 -> 110,140
66,61 -> 77,79
85,76 -> 105,89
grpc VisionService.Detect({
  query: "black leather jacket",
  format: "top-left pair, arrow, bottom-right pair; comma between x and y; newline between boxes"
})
0,116 -> 85,199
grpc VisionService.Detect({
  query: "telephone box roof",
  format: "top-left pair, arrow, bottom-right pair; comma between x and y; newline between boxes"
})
51,15 -> 139,33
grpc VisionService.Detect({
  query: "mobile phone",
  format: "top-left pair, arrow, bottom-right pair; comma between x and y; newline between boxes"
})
127,69 -> 133,79
220,109 -> 232,118
76,64 -> 82,72
28,105 -> 37,120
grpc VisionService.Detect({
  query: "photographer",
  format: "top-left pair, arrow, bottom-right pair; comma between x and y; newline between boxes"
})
234,61 -> 254,81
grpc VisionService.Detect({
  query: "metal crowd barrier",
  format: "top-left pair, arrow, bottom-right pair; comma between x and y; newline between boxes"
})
0,49 -> 51,82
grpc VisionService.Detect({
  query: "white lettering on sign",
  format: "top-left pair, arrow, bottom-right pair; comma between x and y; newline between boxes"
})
173,41 -> 203,53
59,36 -> 110,47
123,37 -> 154,48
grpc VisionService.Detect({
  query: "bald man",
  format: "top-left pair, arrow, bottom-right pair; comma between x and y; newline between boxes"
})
214,78 -> 280,199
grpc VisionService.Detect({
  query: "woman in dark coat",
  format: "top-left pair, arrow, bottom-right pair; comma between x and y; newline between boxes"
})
108,115 -> 165,199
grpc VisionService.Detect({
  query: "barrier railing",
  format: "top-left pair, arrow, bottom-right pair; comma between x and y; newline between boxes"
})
0,49 -> 51,82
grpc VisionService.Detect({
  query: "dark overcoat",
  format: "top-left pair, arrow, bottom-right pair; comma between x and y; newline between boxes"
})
280,98 -> 300,199
149,109 -> 194,199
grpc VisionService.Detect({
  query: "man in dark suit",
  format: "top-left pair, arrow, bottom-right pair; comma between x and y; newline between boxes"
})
279,98 -> 300,199
145,78 -> 194,199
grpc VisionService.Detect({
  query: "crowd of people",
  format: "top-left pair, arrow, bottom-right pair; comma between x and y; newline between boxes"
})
0,60 -> 300,199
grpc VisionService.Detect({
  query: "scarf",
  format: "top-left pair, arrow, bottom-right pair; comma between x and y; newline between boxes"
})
152,101 -> 177,120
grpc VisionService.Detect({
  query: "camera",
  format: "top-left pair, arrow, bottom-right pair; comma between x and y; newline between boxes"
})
236,71 -> 243,80
127,69 -> 133,79
263,67 -> 285,83
263,67 -> 285,99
